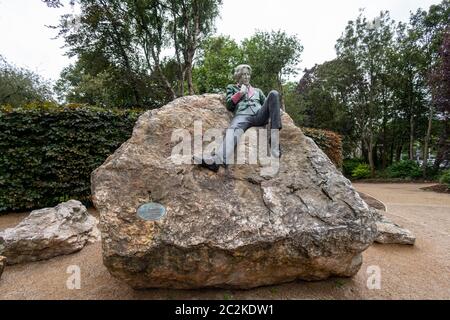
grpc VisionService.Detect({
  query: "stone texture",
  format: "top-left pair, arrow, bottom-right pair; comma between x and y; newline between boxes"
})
91,94 -> 378,289
357,192 -> 415,245
358,192 -> 386,211
0,200 -> 100,265
0,256 -> 5,280
372,209 -> 416,245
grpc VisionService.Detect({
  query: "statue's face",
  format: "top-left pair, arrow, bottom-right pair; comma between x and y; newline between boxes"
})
239,68 -> 251,86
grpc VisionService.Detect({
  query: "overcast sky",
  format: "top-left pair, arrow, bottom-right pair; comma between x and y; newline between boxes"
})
0,0 -> 443,83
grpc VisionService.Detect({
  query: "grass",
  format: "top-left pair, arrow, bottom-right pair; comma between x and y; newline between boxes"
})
269,287 -> 279,295
223,292 -> 233,300
334,279 -> 346,288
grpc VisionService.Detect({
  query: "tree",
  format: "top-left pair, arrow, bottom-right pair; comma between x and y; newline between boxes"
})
291,1 -> 449,175
336,10 -> 396,176
192,36 -> 243,94
42,0 -> 75,7
54,55 -> 169,108
409,1 -> 450,176
167,0 -> 222,95
430,27 -> 450,169
283,81 -> 304,126
241,30 -> 303,97
51,0 -> 223,106
294,57 -> 362,157
0,56 -> 54,107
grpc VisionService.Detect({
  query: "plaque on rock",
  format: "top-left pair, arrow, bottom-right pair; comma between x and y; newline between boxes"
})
137,203 -> 166,221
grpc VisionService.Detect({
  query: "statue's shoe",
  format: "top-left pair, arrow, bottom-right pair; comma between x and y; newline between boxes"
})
192,155 -> 220,173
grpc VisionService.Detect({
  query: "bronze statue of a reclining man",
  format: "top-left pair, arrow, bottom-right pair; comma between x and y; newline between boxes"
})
194,64 -> 282,172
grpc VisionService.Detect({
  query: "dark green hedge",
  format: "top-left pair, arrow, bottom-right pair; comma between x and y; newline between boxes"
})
0,103 -> 142,213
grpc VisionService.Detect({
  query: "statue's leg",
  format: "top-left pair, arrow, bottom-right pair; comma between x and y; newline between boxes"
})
253,90 -> 282,157
253,90 -> 282,130
214,115 -> 252,165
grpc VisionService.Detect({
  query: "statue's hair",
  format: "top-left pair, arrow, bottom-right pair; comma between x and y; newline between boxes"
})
233,64 -> 252,81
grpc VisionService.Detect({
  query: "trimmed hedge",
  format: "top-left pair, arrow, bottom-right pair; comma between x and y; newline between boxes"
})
301,127 -> 343,169
0,103 -> 142,213
1,103 -> 343,213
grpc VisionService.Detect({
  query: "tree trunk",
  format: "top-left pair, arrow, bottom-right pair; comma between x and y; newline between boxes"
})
423,104 -> 433,177
389,140 -> 394,166
150,48 -> 177,100
365,134 -> 375,177
382,124 -> 387,169
170,8 -> 185,97
361,139 -> 368,163
395,145 -> 402,162
409,114 -> 415,160
179,68 -> 186,96
186,62 -> 194,95
434,120 -> 449,170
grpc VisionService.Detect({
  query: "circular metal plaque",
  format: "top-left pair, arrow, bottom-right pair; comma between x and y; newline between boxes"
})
137,202 -> 166,221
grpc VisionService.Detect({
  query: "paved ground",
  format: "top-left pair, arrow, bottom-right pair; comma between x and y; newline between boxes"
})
0,183 -> 449,300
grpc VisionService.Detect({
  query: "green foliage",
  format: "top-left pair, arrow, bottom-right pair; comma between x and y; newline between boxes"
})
193,36 -> 243,93
293,1 -> 450,170
387,160 -> 422,179
54,57 -> 166,109
283,81 -> 304,125
439,169 -> 450,187
223,293 -> 233,300
193,31 -> 303,96
430,28 -> 450,169
343,158 -> 364,177
302,128 -> 343,169
0,56 -> 54,108
53,0 -> 223,100
0,103 -> 143,213
241,30 -> 303,93
296,58 -> 360,156
352,164 -> 371,180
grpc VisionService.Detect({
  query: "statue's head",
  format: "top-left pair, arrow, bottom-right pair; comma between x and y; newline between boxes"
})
233,64 -> 252,86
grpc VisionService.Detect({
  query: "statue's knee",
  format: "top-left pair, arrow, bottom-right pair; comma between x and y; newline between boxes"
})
268,90 -> 280,98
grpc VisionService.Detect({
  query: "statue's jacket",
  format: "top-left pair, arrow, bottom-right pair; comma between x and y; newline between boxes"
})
226,84 -> 266,116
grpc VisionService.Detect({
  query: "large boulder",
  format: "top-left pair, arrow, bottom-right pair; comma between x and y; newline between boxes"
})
91,94 -> 378,289
0,200 -> 100,265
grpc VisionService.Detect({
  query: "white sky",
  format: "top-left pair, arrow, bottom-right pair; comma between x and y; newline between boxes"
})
0,0 -> 443,83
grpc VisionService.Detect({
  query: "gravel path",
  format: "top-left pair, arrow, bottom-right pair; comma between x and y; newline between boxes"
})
0,183 -> 449,300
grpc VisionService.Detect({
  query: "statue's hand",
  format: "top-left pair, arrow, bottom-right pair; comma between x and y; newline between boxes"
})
240,84 -> 248,95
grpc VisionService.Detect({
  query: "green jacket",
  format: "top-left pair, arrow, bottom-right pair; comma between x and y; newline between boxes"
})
225,84 -> 266,116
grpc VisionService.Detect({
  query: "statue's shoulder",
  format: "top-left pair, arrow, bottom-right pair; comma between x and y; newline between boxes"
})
255,87 -> 265,95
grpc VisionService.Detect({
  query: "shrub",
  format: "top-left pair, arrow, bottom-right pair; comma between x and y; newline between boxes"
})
343,158 -> 364,177
387,160 -> 422,179
422,165 -> 441,180
0,103 -> 144,213
440,169 -> 450,187
351,163 -> 371,179
302,127 -> 343,169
